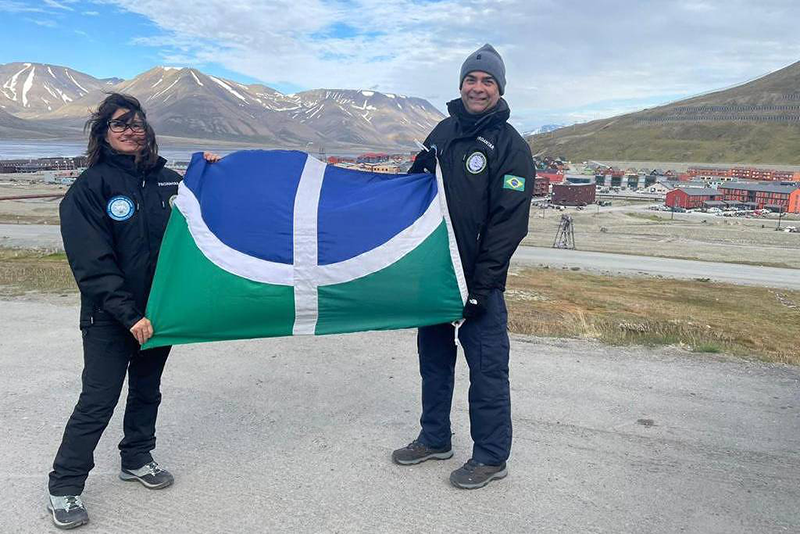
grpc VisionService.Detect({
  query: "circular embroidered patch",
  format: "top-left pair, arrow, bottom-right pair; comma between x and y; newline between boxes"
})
466,151 -> 487,174
168,194 -> 178,208
106,195 -> 135,221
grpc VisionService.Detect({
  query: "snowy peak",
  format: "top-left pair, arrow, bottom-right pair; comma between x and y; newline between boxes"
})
2,62 -> 445,149
0,62 -> 108,116
526,124 -> 566,136
103,69 -> 444,146
287,88 -> 442,144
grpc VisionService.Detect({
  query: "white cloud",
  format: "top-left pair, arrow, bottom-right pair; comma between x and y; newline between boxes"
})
42,0 -> 74,10
95,0 -> 800,129
0,0 -> 45,12
83,10 -> 99,15
25,17 -> 58,27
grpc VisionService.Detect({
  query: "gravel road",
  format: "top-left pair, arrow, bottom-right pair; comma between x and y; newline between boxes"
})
2,223 -> 798,290
3,298 -> 798,533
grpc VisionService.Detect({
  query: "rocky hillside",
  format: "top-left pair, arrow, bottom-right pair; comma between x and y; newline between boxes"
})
529,61 -> 800,164
0,62 -> 115,117
2,63 -> 444,149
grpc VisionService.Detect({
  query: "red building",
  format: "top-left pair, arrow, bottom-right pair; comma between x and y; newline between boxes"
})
687,167 -> 732,179
730,168 -> 794,182
665,187 -> 722,209
537,171 -> 564,184
357,153 -> 389,164
327,156 -> 355,165
688,166 -> 800,182
552,183 -> 596,206
533,174 -> 549,197
719,182 -> 800,213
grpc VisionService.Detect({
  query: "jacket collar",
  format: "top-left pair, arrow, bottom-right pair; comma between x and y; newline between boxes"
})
100,145 -> 167,176
446,97 -> 510,137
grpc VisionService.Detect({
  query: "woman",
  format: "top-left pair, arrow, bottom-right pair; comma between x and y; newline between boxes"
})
47,93 -> 219,529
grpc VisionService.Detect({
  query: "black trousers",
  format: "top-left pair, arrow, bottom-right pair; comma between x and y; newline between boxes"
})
48,323 -> 170,496
416,289 -> 512,465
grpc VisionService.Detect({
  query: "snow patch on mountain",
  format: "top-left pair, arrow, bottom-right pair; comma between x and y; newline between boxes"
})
21,66 -> 35,107
208,75 -> 247,102
65,69 -> 88,94
2,64 -> 29,101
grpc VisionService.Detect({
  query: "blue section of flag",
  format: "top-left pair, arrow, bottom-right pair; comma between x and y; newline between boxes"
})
317,168 -> 437,265
183,150 -> 304,264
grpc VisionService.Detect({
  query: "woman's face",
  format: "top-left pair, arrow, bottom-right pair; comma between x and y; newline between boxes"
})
105,108 -> 146,155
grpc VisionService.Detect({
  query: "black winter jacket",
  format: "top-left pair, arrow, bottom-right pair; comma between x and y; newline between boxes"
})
60,147 -> 181,329
410,98 -> 534,294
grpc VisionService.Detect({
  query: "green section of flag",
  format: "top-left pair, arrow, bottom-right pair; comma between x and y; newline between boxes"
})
503,174 -> 526,191
315,222 -> 463,335
143,209 -> 295,349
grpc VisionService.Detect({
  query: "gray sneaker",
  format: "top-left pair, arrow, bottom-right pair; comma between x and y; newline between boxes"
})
392,439 -> 453,465
449,459 -> 508,489
119,461 -> 174,489
47,494 -> 89,530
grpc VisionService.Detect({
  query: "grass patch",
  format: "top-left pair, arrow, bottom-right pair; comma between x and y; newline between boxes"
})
625,213 -> 670,223
2,247 -> 798,365
0,247 -> 76,295
506,268 -> 800,365
693,343 -> 723,354
530,120 -> 800,164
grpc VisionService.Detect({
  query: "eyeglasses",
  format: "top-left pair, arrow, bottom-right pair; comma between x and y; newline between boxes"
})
107,120 -> 146,133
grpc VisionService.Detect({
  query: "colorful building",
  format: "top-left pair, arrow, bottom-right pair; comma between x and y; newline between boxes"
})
688,166 -> 800,182
533,175 -> 549,197
552,183 -> 596,206
665,187 -> 722,209
537,171 -> 564,184
718,182 -> 800,213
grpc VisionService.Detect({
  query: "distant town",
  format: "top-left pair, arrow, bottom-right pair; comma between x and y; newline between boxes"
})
531,156 -> 800,219
0,150 -> 417,182
1,152 -> 798,224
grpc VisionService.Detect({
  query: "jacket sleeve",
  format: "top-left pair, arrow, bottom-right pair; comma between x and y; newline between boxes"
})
471,145 -> 535,292
60,179 -> 143,329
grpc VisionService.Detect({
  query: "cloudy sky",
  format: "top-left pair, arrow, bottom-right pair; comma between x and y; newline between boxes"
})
2,0 -> 799,131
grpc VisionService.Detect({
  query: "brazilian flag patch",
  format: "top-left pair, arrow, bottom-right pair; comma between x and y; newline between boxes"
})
503,174 -> 526,191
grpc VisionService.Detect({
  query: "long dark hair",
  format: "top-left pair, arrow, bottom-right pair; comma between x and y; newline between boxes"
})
84,93 -> 159,169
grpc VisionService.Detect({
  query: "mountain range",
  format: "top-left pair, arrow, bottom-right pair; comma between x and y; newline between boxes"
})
525,124 -> 566,136
529,61 -> 800,164
0,62 -> 444,150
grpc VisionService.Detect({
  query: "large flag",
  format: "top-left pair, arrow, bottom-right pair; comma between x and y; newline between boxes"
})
143,150 -> 467,349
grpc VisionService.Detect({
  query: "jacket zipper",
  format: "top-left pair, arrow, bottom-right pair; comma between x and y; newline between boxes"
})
139,172 -> 152,255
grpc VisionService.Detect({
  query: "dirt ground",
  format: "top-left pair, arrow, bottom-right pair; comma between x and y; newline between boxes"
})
523,203 -> 800,269
1,180 -> 799,268
3,296 -> 800,533
0,180 -> 65,224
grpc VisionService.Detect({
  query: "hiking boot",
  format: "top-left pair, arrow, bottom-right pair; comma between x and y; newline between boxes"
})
47,494 -> 89,530
119,461 -> 174,489
449,459 -> 508,489
392,439 -> 453,465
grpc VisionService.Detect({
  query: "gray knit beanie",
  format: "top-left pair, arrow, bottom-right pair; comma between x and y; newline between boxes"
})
459,44 -> 506,95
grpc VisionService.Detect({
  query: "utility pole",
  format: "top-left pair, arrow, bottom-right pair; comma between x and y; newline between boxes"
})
776,208 -> 784,230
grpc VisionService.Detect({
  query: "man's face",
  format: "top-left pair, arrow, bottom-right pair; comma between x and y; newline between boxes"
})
460,71 -> 500,114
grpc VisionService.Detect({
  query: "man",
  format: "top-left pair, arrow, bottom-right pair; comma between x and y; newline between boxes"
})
393,44 -> 534,489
